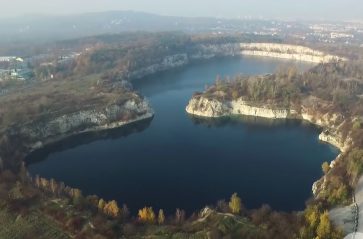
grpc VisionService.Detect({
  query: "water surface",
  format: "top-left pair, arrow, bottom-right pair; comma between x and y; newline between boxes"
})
27,56 -> 338,214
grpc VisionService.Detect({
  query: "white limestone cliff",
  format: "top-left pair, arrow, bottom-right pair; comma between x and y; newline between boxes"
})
239,43 -> 346,63
186,96 -> 293,119
186,95 -> 351,154
18,98 -> 154,151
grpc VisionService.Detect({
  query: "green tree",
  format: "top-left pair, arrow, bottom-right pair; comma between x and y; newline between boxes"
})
229,193 -> 242,214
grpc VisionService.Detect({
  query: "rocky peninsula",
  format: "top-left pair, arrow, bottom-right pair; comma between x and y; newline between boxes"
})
186,95 -> 350,152
185,60 -> 363,223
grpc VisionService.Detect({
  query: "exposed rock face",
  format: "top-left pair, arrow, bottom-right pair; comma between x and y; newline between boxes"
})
186,96 -> 293,119
300,104 -> 352,152
319,130 -> 349,152
186,94 -> 354,198
124,43 -> 343,81
186,95 -> 351,150
17,98 -> 153,150
190,43 -> 241,60
126,54 -> 189,80
19,42 -> 339,152
239,43 -> 346,63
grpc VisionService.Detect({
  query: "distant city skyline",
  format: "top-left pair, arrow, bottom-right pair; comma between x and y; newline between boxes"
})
0,0 -> 362,21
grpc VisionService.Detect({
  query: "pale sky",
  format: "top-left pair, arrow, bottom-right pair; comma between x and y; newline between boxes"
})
0,0 -> 362,21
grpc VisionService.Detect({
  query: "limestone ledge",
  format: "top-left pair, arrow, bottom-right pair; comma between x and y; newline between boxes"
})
123,43 -> 344,81
18,98 -> 154,151
239,43 -> 346,63
186,95 -> 354,198
241,50 -> 339,63
186,96 -> 350,153
186,96 -> 294,119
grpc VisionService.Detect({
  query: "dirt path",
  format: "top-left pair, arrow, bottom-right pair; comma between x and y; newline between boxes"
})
331,176 -> 363,238
355,176 -> 363,232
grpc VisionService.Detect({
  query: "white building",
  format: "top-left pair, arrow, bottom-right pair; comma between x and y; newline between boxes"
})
0,56 -> 16,62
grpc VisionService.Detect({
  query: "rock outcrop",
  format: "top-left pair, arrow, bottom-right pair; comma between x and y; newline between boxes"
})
18,42 -> 339,153
319,130 -> 349,152
122,43 -> 344,81
186,95 -> 351,152
239,43 -> 346,63
186,96 -> 293,119
16,98 -> 153,151
125,54 -> 189,80
186,94 -> 355,198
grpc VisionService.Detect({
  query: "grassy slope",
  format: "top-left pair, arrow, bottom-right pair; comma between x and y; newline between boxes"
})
0,74 -> 138,132
0,207 -> 70,239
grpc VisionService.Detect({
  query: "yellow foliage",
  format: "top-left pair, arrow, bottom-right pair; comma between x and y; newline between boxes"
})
305,206 -> 319,228
229,193 -> 241,214
138,207 -> 155,223
158,209 -> 165,224
316,211 -> 331,239
98,199 -> 106,211
103,200 -> 120,218
321,162 -> 330,174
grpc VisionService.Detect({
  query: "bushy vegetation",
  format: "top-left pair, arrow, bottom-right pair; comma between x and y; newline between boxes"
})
202,61 -> 363,113
318,149 -> 363,206
299,204 -> 343,239
193,59 -> 363,237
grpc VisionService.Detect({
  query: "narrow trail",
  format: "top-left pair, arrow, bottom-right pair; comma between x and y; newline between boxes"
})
332,176 -> 363,238
354,176 -> 363,233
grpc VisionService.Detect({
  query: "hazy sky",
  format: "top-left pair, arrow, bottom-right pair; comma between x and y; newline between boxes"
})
0,0 -> 362,21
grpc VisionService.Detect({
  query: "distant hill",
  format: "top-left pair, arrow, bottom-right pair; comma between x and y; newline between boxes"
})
0,11 -> 273,43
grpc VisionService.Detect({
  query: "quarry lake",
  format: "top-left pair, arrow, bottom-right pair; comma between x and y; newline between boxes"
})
27,56 -> 339,214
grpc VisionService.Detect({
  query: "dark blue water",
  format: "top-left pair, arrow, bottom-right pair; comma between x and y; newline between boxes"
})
27,56 -> 338,214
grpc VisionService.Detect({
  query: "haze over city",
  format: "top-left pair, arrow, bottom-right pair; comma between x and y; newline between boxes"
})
0,0 -> 362,21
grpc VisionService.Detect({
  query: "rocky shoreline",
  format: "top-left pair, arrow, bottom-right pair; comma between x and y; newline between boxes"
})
239,43 -> 346,63
185,94 -> 355,200
12,98 -> 154,153
121,43 -> 344,82
186,95 -> 350,153
18,42 -> 338,156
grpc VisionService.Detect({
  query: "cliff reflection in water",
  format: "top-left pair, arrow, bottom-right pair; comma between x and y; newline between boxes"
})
27,57 -> 335,213
188,114 -> 315,130
26,117 -> 153,165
